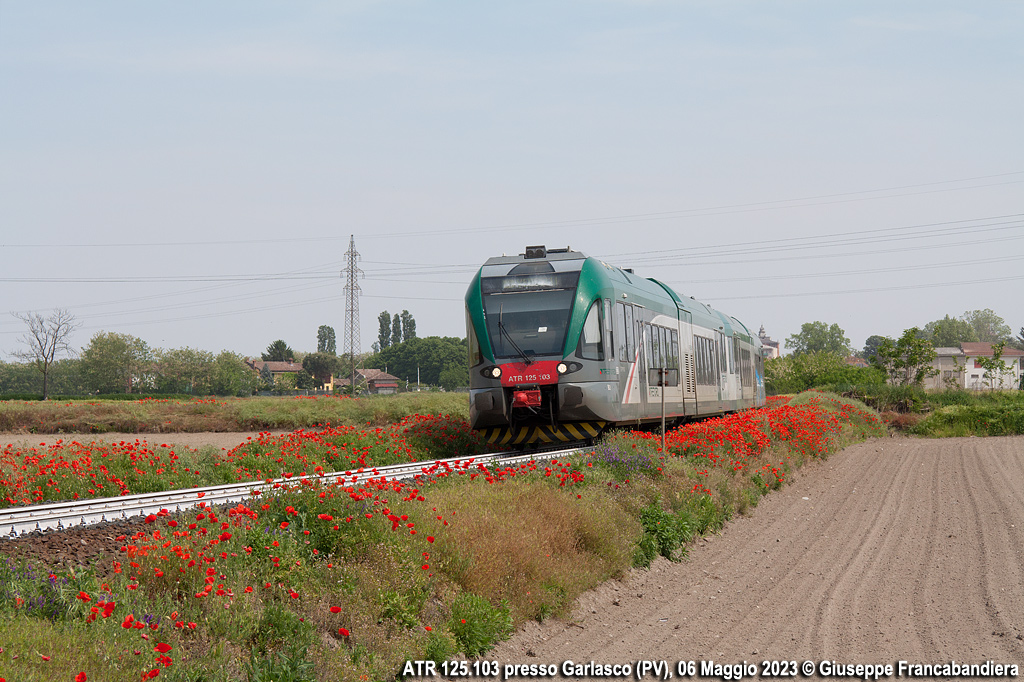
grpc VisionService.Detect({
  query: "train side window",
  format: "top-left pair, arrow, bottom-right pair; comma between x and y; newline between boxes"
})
651,326 -> 659,368
659,326 -> 667,369
718,334 -> 727,375
604,299 -> 614,359
577,300 -> 604,360
670,330 -> 679,370
466,307 -> 482,368
643,323 -> 651,366
705,338 -> 713,384
694,335 -> 705,385
624,304 -> 635,361
615,303 -> 627,361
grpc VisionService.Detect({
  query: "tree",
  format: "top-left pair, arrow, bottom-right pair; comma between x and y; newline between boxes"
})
870,328 -> 938,386
1010,326 -> 1024,352
295,369 -> 316,390
210,351 -> 259,396
977,342 -> 1014,390
438,364 -> 469,391
377,311 -> 392,350
262,339 -> 294,362
317,325 -> 337,355
302,352 -> 342,389
392,314 -> 402,347
80,332 -> 153,394
785,322 -> 850,357
960,309 -> 1011,344
922,315 -> 978,347
153,347 -> 214,394
861,335 -> 887,363
259,364 -> 274,389
10,308 -> 79,400
401,310 -> 416,342
364,336 -> 467,387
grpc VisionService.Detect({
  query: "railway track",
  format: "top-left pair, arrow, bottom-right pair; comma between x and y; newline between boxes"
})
0,445 -> 593,539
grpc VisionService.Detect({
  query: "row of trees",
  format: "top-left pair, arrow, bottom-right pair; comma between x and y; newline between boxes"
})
5,308 -> 476,397
363,336 -> 468,391
3,312 -> 346,398
784,309 -> 1022,361
770,308 -> 1022,394
1,332 -> 260,397
375,310 -> 416,351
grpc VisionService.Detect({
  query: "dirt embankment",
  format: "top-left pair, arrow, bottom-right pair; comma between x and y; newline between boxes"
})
491,437 -> 1024,671
0,431 -> 280,452
3,434 -> 1023,671
0,432 -> 280,570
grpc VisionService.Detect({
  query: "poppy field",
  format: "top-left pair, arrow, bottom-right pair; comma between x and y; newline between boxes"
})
0,391 -> 884,682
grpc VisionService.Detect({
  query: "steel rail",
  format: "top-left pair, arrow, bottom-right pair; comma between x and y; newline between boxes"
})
0,445 -> 593,538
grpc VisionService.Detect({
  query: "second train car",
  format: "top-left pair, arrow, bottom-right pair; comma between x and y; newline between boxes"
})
465,245 -> 765,445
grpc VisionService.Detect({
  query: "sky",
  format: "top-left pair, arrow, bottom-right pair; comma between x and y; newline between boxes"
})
1,1 -> 1022,359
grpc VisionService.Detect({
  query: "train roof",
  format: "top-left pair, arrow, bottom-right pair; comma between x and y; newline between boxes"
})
474,246 -> 759,345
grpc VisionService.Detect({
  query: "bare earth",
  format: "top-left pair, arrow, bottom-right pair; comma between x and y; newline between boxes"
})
3,433 -> 1024,673
0,431 -> 281,452
491,436 -> 1024,674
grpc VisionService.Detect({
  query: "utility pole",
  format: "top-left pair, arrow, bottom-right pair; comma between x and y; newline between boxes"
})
342,235 -> 363,396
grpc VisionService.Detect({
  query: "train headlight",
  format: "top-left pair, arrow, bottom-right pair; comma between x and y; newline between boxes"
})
490,366 -> 502,379
557,362 -> 568,375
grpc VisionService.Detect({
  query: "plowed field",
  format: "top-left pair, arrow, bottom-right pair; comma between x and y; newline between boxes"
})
492,437 -> 1024,672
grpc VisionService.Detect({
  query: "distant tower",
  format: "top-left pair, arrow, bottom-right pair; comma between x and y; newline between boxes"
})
342,235 -> 364,394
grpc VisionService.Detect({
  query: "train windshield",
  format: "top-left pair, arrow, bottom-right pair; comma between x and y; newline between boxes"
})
480,272 -> 579,359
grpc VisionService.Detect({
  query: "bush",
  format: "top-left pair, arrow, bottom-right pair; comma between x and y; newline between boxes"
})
765,352 -> 885,395
633,500 -> 694,567
447,593 -> 513,657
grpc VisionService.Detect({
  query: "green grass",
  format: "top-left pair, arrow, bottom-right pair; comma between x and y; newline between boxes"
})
0,393 -> 470,434
0,393 -> 885,681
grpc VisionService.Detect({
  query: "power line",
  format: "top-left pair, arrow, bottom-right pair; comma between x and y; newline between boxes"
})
707,272 -> 1024,302
2,171 -> 1022,248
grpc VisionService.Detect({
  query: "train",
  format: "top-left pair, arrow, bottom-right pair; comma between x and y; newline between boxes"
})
465,245 -> 766,445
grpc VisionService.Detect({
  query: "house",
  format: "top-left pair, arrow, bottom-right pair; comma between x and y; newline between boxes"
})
338,368 -> 401,395
758,325 -> 781,359
245,359 -> 327,389
247,359 -> 303,377
924,343 -> 1024,390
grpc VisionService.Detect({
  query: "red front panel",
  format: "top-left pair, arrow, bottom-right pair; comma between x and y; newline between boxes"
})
499,360 -> 559,387
512,390 -> 543,407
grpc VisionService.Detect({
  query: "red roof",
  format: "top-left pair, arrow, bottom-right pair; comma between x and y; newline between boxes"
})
250,360 -> 303,373
961,342 -> 1024,357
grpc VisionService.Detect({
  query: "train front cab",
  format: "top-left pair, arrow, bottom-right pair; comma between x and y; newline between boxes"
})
466,251 -> 620,445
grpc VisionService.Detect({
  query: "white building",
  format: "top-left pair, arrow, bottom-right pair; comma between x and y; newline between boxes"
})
925,342 -> 1024,390
758,325 -> 781,359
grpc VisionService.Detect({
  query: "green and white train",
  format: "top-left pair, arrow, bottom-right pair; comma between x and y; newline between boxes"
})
465,246 -> 765,445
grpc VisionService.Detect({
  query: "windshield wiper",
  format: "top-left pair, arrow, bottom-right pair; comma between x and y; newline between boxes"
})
498,304 -> 533,366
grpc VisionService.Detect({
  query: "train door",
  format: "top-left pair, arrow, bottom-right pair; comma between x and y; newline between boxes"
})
678,310 -> 696,417
715,330 -> 727,402
636,311 -> 648,411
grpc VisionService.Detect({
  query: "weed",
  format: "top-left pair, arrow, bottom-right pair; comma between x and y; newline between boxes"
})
447,593 -> 513,657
